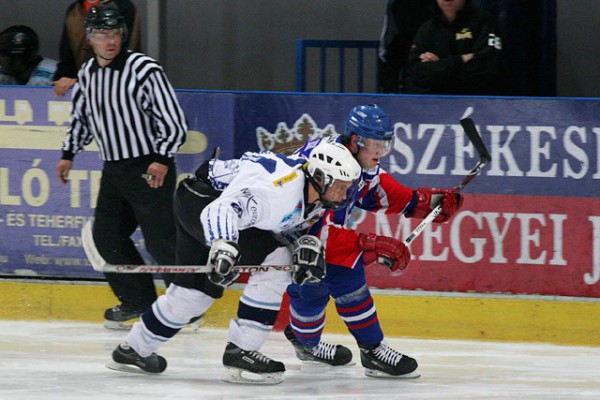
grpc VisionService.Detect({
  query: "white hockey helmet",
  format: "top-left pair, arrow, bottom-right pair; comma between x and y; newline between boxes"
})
305,141 -> 361,210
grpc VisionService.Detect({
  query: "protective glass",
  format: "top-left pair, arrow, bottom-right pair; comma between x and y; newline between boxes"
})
90,30 -> 122,43
356,136 -> 395,156
321,178 -> 360,210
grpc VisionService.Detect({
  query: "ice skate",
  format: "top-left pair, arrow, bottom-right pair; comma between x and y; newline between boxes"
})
284,325 -> 353,366
103,305 -> 141,331
359,341 -> 420,379
106,342 -> 167,374
222,342 -> 285,384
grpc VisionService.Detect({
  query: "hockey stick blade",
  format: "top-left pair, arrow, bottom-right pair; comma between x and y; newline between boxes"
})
461,118 -> 491,162
404,119 -> 491,245
81,220 -> 292,273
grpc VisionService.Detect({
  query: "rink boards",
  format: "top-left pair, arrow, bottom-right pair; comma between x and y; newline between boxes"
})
0,280 -> 598,346
0,87 -> 598,345
357,193 -> 599,298
1,87 -> 598,297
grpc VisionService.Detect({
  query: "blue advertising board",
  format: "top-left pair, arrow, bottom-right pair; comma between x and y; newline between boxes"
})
0,87 -> 598,297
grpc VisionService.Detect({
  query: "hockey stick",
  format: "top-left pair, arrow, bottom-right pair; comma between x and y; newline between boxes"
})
83,119 -> 489,272
403,118 -> 491,245
81,220 -> 293,273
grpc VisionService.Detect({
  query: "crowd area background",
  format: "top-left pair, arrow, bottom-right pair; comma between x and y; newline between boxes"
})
0,0 -> 598,97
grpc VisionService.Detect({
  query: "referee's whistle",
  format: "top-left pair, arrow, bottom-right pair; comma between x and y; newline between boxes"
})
141,173 -> 156,181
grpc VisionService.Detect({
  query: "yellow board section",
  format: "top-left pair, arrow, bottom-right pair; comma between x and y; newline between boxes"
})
0,125 -> 207,154
0,281 -> 598,346
322,295 -> 600,346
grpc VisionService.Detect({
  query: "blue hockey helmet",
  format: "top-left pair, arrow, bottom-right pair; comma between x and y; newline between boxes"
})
344,104 -> 394,141
344,104 -> 395,156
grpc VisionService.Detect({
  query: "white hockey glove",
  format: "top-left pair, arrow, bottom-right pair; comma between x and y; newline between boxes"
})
207,239 -> 241,288
292,235 -> 326,285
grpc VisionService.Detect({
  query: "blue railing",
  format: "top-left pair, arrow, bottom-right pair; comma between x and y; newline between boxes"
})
295,39 -> 379,93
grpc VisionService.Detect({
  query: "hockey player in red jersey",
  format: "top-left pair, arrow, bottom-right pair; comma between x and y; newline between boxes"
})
284,104 -> 463,378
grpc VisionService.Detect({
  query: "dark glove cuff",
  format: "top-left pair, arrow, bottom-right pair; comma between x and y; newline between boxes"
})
61,151 -> 75,161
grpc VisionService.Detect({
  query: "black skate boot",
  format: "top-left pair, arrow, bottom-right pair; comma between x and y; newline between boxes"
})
104,305 -> 141,331
222,342 -> 285,384
284,325 -> 353,366
359,341 -> 420,378
107,342 -> 167,374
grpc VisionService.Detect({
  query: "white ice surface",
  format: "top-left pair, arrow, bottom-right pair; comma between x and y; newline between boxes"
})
0,320 -> 599,399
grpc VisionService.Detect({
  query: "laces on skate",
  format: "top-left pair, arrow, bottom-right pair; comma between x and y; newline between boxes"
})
359,342 -> 420,379
284,325 -> 353,366
222,342 -> 285,385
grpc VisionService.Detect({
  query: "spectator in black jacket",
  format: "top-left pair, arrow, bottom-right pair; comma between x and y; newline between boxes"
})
378,0 -> 434,93
403,0 -> 504,95
52,0 -> 140,97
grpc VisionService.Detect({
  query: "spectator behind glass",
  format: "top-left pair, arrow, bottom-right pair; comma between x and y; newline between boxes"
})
52,0 -> 141,97
378,0 -> 434,93
0,25 -> 57,86
403,0 -> 505,95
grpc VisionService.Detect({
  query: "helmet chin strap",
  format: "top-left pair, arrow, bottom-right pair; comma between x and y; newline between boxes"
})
306,173 -> 342,210
304,167 -> 332,208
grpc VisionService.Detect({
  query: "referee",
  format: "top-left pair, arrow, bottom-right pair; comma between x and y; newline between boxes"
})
55,4 -> 187,330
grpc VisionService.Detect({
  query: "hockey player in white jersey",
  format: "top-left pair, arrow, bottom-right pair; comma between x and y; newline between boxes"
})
107,141 -> 361,384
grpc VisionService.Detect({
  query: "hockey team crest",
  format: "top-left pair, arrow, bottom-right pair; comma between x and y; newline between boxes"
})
256,113 -> 336,155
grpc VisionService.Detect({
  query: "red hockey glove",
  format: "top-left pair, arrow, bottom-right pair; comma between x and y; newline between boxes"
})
358,232 -> 411,271
407,188 -> 464,223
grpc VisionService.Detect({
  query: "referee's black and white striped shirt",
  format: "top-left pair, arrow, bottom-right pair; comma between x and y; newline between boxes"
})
61,49 -> 187,164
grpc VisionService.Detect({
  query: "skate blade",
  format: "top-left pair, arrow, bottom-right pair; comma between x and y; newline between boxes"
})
295,350 -> 357,367
105,361 -> 161,375
300,359 -> 357,367
104,320 -> 136,331
364,368 -> 421,379
222,367 -> 284,385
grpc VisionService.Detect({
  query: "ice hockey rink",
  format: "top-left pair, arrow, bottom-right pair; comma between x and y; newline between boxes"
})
1,320 -> 599,399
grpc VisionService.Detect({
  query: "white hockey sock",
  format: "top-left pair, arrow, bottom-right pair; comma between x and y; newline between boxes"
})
126,284 -> 215,357
228,318 -> 272,351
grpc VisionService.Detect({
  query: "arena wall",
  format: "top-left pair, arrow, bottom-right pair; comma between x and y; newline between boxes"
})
0,87 -> 598,345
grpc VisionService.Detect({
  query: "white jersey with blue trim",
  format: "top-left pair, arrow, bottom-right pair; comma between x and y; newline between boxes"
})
200,151 -> 324,245
0,57 -> 57,86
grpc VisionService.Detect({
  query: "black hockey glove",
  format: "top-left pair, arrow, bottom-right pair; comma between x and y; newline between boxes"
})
292,235 -> 326,285
207,239 -> 241,288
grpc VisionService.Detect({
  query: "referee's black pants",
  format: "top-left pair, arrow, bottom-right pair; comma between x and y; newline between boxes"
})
93,155 -> 177,312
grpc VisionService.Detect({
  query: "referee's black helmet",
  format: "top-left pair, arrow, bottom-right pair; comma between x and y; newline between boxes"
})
85,4 -> 126,34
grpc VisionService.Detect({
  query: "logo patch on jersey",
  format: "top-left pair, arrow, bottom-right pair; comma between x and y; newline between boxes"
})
280,201 -> 303,227
230,202 -> 243,218
239,188 -> 259,225
273,171 -> 298,187
456,28 -> 473,40
487,33 -> 502,50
